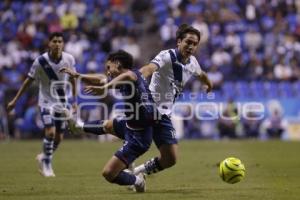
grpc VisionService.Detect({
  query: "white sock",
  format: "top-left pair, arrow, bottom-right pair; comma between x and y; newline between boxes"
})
134,175 -> 143,185
133,164 -> 146,175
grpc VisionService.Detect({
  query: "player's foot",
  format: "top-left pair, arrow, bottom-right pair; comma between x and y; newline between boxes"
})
134,173 -> 146,193
67,117 -> 82,135
36,153 -> 56,177
36,153 -> 45,175
45,166 -> 56,177
61,108 -> 81,135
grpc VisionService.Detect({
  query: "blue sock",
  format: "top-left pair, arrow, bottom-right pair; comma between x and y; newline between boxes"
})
112,171 -> 136,185
43,137 -> 54,164
53,141 -> 59,152
144,157 -> 163,175
83,120 -> 106,135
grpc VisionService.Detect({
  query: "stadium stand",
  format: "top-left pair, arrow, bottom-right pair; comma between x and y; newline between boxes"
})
0,0 -> 300,139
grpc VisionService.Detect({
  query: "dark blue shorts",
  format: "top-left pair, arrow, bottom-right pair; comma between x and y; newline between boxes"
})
40,107 -> 66,133
113,118 -> 152,166
153,115 -> 178,148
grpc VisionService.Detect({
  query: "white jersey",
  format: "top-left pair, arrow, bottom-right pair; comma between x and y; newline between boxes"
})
149,49 -> 202,116
28,52 -> 76,110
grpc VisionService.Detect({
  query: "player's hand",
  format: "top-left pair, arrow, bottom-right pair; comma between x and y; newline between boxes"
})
206,81 -> 213,93
199,72 -> 213,93
59,67 -> 78,78
84,86 -> 106,95
6,100 -> 16,113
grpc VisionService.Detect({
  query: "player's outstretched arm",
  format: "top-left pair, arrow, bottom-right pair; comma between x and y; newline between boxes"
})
84,71 -> 137,95
69,75 -> 78,114
198,72 -> 213,93
59,67 -> 107,86
6,77 -> 34,113
139,63 -> 158,78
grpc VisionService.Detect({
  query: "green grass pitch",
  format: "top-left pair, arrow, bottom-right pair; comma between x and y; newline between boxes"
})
0,140 -> 300,200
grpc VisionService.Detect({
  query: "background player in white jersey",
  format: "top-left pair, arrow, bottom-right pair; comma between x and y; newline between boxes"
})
7,32 -> 77,177
133,24 -> 213,176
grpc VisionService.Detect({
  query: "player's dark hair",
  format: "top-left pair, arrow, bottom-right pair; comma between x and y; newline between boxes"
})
176,24 -> 201,42
49,32 -> 64,41
107,50 -> 133,69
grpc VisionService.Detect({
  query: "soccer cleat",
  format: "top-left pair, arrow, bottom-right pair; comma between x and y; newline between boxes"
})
44,166 -> 56,177
134,173 -> 146,193
36,153 -> 56,177
45,162 -> 56,177
67,117 -> 82,135
61,108 -> 81,135
36,153 -> 44,174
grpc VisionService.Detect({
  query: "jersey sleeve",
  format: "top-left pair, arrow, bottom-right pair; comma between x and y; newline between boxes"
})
27,58 -> 40,79
70,55 -> 76,71
150,50 -> 170,69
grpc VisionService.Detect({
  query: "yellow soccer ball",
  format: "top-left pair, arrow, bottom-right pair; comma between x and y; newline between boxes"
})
219,157 -> 245,184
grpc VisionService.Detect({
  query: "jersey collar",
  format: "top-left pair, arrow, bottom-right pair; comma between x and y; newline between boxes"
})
175,48 -> 190,64
48,52 -> 63,64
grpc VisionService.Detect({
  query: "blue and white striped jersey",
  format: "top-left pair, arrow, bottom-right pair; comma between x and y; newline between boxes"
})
28,52 -> 76,110
149,48 -> 202,116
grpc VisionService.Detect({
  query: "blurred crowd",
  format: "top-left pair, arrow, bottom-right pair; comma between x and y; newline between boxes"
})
179,99 -> 289,140
0,0 -> 299,139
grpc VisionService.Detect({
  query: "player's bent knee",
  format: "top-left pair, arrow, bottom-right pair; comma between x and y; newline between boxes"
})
164,159 -> 176,168
102,168 -> 116,183
169,154 -> 177,166
45,128 -> 55,138
46,133 -> 55,138
168,158 -> 177,167
161,155 -> 177,168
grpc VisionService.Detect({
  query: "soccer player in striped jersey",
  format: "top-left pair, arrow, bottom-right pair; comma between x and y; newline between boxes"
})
133,24 -> 213,176
7,32 -> 77,177
60,50 -> 155,192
